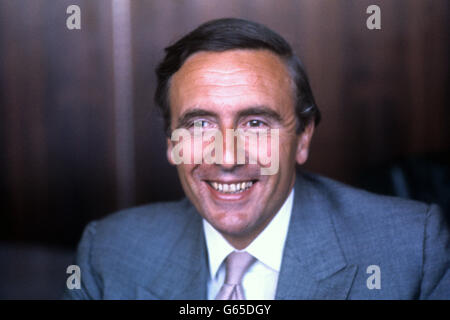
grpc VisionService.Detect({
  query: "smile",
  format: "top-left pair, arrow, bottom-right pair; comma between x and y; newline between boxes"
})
207,181 -> 255,194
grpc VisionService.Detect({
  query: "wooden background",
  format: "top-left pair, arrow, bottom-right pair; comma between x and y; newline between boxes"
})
1,0 -> 449,248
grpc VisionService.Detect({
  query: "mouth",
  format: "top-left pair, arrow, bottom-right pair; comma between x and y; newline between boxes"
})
206,180 -> 256,194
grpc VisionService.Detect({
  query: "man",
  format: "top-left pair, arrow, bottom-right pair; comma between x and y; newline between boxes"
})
64,18 -> 449,299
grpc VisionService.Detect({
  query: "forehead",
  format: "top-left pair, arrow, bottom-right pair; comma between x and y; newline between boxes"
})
169,49 -> 294,116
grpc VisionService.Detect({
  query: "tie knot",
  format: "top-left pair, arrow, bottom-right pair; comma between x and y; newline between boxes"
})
224,251 -> 256,285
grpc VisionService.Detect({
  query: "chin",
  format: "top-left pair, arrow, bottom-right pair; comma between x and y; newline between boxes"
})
208,214 -> 255,236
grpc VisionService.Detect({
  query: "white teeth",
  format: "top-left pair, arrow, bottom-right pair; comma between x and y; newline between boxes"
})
209,181 -> 255,194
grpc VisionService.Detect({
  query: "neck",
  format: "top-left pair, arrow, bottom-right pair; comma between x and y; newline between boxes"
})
221,211 -> 279,250
222,235 -> 253,250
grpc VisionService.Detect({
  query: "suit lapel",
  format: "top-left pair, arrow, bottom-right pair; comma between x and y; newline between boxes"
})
138,202 -> 209,300
275,173 -> 357,299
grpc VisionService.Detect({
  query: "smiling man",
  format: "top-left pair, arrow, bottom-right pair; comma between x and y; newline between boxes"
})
64,18 -> 449,300
166,49 -> 310,252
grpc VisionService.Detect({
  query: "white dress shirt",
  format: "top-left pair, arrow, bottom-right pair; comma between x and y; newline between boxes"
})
203,188 -> 294,300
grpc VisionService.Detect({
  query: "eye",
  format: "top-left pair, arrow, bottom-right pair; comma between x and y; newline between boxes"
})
246,119 -> 266,128
193,120 -> 211,128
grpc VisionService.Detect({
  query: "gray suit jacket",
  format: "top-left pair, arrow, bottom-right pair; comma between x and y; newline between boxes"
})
63,171 -> 449,299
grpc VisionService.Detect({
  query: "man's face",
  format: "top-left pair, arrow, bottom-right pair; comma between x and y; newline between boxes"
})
167,49 -> 314,248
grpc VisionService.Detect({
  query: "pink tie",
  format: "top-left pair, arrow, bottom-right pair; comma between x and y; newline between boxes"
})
215,251 -> 256,300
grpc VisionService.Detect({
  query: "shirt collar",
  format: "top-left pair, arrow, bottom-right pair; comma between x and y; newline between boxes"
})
203,188 -> 294,280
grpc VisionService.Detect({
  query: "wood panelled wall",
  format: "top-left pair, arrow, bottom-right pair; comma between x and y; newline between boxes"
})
1,0 -> 448,247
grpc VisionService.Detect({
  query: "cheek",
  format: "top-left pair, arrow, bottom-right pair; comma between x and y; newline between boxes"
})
279,134 -> 298,167
176,163 -> 207,202
176,163 -> 196,185
235,131 -> 280,163
282,141 -> 298,161
169,134 -> 199,165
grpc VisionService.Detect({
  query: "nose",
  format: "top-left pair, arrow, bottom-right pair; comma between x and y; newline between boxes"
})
221,128 -> 237,170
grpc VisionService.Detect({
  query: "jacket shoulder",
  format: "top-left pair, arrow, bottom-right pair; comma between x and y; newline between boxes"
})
298,171 -> 447,298
72,198 -> 199,296
297,172 -> 450,298
297,171 -> 433,265
92,198 -> 194,246
300,171 -> 430,222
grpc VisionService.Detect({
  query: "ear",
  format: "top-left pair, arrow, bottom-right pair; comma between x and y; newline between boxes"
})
166,138 -> 176,165
296,122 -> 315,165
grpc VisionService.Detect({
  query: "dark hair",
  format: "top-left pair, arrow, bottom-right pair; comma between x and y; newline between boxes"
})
155,18 -> 321,136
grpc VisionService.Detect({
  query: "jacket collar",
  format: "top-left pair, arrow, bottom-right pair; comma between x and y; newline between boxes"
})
275,172 -> 357,299
138,199 -> 208,300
